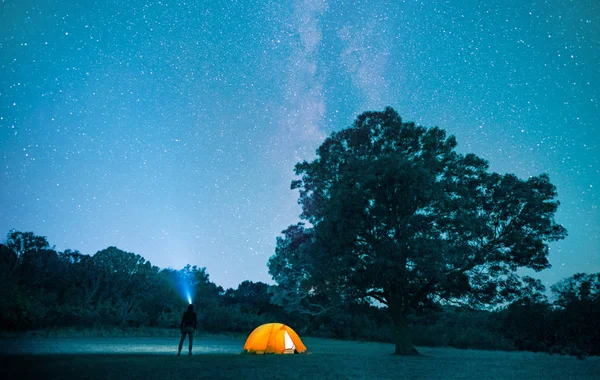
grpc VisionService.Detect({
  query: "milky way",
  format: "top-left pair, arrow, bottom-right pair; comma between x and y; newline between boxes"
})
1,0 -> 598,290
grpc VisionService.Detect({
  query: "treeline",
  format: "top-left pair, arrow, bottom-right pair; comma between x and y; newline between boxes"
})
0,231 -> 598,356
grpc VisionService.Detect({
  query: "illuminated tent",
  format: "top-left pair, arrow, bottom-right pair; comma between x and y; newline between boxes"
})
243,323 -> 307,354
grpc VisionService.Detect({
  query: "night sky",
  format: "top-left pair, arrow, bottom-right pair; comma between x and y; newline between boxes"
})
1,0 -> 598,290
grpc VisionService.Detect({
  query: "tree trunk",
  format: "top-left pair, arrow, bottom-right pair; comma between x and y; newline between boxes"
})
388,294 -> 419,355
393,314 -> 419,355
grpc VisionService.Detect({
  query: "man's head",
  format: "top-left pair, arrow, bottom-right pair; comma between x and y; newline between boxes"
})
187,304 -> 194,312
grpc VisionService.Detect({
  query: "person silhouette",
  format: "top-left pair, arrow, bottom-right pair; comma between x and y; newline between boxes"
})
177,304 -> 197,356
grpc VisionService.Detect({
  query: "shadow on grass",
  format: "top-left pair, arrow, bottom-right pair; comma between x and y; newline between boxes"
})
1,353 -> 334,380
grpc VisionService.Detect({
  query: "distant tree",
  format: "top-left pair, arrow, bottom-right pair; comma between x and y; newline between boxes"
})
0,231 -> 60,328
0,244 -> 18,280
59,249 -> 87,264
551,273 -> 600,308
48,250 -> 95,325
224,281 -> 273,315
1,231 -> 52,279
90,247 -> 159,325
149,269 -> 184,327
5,230 -> 51,257
551,273 -> 600,355
500,297 -> 554,352
268,107 -> 567,354
20,248 -> 62,288
178,265 -> 223,308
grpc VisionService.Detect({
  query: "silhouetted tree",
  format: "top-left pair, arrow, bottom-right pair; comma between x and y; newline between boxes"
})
269,107 -> 567,355
500,297 -> 554,352
0,244 -> 18,281
1,231 -> 52,281
89,247 -> 159,325
551,273 -> 600,308
5,230 -> 51,258
224,281 -> 272,315
551,273 -> 600,355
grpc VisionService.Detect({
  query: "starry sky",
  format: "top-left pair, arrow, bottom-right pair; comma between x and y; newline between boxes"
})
1,0 -> 598,291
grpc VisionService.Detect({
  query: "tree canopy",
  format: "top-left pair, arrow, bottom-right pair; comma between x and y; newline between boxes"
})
268,107 -> 567,354
551,272 -> 600,308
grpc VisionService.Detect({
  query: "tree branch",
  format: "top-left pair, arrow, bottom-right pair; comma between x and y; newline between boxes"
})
366,290 -> 388,305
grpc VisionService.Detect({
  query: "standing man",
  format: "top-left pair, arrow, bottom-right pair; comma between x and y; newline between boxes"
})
178,304 -> 197,356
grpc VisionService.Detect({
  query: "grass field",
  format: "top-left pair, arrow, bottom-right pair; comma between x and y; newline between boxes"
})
1,336 -> 598,379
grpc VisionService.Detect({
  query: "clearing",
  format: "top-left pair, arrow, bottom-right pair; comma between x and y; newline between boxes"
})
1,335 -> 598,379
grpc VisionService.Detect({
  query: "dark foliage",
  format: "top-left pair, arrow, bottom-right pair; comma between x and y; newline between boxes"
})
0,230 -> 596,357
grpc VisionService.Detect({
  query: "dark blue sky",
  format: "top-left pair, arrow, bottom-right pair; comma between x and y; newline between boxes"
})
1,0 -> 598,290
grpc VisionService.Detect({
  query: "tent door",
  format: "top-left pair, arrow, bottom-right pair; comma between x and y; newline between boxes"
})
284,330 -> 295,350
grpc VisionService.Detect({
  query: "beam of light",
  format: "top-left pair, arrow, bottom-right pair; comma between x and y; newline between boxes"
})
178,270 -> 194,305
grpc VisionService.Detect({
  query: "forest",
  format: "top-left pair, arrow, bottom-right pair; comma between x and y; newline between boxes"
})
0,229 -> 598,357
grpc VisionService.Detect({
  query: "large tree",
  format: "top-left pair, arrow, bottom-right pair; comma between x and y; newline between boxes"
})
268,107 -> 566,354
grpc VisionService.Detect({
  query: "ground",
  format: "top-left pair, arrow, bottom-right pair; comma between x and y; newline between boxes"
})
1,336 -> 598,379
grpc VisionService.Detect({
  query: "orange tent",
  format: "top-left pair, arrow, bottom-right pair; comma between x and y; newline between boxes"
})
243,323 -> 307,354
